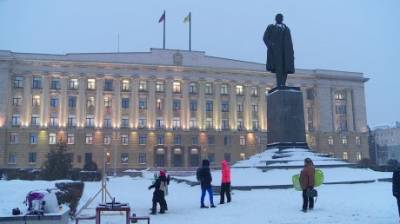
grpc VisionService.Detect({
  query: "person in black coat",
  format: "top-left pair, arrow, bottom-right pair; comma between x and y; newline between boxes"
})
392,160 -> 400,217
148,170 -> 170,214
196,159 -> 216,208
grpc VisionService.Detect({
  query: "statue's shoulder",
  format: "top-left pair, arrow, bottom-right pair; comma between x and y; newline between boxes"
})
266,24 -> 275,33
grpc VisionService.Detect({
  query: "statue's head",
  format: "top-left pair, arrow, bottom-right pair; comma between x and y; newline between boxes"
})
275,13 -> 284,24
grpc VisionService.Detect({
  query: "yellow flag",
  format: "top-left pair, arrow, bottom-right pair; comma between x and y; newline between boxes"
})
183,13 -> 190,23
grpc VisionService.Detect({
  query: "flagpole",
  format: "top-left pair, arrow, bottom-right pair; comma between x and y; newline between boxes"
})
189,12 -> 192,51
163,10 -> 166,49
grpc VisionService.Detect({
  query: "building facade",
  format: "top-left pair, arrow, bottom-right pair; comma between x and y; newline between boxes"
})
372,122 -> 400,165
0,49 -> 369,170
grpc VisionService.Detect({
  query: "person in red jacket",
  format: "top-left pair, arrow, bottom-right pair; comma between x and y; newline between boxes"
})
300,158 -> 315,212
220,160 -> 231,204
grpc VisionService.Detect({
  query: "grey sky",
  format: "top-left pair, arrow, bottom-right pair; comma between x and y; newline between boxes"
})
0,0 -> 399,127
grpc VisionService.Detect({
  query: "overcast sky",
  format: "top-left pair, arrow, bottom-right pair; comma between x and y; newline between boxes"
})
0,0 -> 399,127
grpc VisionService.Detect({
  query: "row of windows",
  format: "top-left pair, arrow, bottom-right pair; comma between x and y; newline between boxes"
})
327,135 -> 361,145
13,76 -> 261,96
8,132 -> 252,146
12,95 -> 260,113
10,113 -> 260,130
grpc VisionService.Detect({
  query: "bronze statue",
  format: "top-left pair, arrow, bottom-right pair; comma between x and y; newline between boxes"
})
263,13 -> 295,87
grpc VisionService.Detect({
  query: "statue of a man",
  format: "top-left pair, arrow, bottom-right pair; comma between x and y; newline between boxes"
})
263,13 -> 295,88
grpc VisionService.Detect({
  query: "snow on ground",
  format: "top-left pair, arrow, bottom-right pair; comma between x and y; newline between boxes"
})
233,148 -> 347,168
0,175 -> 397,224
178,167 -> 392,186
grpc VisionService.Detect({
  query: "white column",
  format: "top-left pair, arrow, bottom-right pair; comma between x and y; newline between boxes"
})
243,84 -> 251,130
131,77 -> 139,128
59,76 -> 68,127
197,80 -> 205,130
165,79 -> 173,129
258,85 -> 267,131
23,75 -> 32,126
229,82 -> 237,130
113,78 -> 121,128
41,75 -> 49,127
78,77 -> 86,127
182,79 -> 190,130
213,81 -> 221,130
346,89 -> 355,132
147,79 -> 156,129
95,78 -> 104,127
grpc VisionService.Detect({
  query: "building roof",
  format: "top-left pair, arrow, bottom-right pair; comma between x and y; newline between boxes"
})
0,48 -> 368,82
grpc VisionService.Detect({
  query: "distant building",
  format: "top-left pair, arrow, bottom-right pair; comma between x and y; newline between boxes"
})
0,48 -> 369,170
372,122 -> 400,165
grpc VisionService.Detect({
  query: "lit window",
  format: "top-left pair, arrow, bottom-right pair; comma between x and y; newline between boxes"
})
121,80 -> 130,91
356,152 -> 362,161
252,104 -> 258,113
69,78 -> 79,90
240,153 -> 246,160
12,95 -> 22,106
156,99 -> 163,110
104,135 -> 111,145
189,118 -> 197,129
173,118 -> 181,130
335,90 -> 346,100
205,83 -> 213,95
328,136 -> 334,145
139,98 -> 147,110
67,134 -> 75,144
86,114 -> 95,127
49,133 -> 57,144
343,152 -> 348,160
341,135 -> 348,145
156,81 -> 164,92
240,135 -> 246,145
220,84 -> 229,95
120,134 -> 129,145
173,81 -> 181,93
85,133 -> 93,144
139,80 -> 147,91
87,78 -> 96,90
355,136 -> 361,145
32,95 -> 41,107
104,96 -> 112,108
236,85 -> 244,95
87,96 -> 95,107
251,87 -> 258,96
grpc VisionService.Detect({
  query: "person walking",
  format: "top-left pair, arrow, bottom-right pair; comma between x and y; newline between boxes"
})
391,160 -> 400,219
148,170 -> 170,214
220,160 -> 231,204
300,158 -> 315,212
196,159 -> 216,208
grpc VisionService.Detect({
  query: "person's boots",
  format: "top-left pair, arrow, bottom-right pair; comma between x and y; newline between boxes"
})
150,202 -> 157,215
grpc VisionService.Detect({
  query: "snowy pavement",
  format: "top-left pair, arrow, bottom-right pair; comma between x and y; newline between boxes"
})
0,175 -> 397,224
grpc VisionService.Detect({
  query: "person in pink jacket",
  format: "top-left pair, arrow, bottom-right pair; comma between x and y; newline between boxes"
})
220,160 -> 231,204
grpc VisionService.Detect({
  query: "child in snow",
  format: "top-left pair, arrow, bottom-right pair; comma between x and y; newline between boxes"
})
148,170 -> 170,214
300,157 -> 315,212
220,160 -> 231,204
196,159 -> 216,208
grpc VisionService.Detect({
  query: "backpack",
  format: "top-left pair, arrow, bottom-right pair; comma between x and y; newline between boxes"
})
196,168 -> 202,182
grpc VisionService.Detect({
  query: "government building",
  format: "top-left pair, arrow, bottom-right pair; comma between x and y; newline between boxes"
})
0,48 -> 369,170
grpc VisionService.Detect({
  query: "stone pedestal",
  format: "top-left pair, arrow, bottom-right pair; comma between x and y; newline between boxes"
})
266,87 -> 308,149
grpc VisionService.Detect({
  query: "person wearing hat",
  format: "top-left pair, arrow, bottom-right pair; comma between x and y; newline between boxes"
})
391,160 -> 400,218
196,159 -> 216,208
148,169 -> 170,214
300,158 -> 315,212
